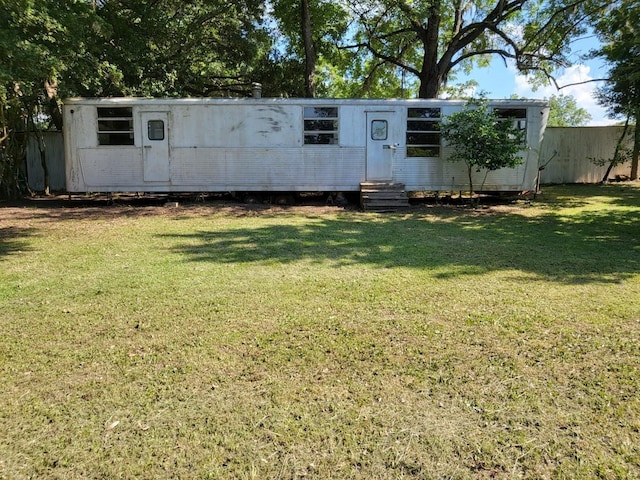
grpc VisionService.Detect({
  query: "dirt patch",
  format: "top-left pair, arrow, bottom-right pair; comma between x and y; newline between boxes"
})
0,193 -> 359,224
0,190 -> 533,225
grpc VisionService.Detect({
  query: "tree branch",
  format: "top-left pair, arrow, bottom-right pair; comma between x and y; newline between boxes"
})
558,78 -> 610,89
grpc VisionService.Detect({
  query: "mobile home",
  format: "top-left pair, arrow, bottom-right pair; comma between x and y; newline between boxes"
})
63,97 -> 549,194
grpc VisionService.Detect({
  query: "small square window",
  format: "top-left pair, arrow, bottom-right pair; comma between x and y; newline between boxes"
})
371,120 -> 388,140
147,120 -> 165,141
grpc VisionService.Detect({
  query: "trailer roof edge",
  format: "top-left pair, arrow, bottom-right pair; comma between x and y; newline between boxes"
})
62,97 -> 549,107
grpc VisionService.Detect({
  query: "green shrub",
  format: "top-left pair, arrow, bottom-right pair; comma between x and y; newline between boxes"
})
441,99 -> 526,201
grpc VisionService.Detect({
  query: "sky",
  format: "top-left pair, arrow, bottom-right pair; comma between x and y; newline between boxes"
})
456,35 -> 616,126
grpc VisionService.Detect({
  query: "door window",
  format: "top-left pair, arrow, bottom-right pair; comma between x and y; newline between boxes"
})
371,120 -> 388,140
147,120 -> 165,141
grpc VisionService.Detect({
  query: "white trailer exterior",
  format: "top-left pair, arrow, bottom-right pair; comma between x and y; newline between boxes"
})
63,97 -> 549,194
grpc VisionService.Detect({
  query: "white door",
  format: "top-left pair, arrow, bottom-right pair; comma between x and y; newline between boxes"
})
366,111 -> 399,181
141,112 -> 170,182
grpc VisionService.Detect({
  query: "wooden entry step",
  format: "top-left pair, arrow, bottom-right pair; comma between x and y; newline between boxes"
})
360,182 -> 410,212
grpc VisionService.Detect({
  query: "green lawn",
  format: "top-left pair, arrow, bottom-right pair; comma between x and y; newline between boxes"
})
1,184 -> 639,479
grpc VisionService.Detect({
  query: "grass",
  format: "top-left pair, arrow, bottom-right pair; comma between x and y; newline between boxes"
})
1,184 -> 639,479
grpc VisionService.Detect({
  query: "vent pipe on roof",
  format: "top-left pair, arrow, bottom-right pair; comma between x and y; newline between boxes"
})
252,83 -> 262,99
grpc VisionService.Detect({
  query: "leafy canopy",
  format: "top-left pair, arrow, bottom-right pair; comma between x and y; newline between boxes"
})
592,0 -> 640,179
593,0 -> 640,120
547,94 -> 591,127
337,0 -> 607,98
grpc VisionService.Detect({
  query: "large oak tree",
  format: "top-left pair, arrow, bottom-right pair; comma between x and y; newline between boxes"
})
342,0 -> 607,98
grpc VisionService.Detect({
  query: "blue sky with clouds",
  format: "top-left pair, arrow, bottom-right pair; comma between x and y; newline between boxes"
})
454,35 -> 615,125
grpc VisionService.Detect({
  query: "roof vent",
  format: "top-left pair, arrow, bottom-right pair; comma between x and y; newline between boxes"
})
252,83 -> 262,99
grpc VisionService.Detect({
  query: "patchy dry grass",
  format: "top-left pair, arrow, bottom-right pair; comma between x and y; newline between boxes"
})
1,184 -> 639,479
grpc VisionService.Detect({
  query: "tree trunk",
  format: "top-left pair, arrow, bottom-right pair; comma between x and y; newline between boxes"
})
36,132 -> 50,195
631,111 -> 639,180
301,0 -> 316,98
0,103 -> 8,145
0,101 -> 28,199
601,117 -> 630,184
418,71 -> 442,99
417,2 -> 442,99
44,79 -> 63,131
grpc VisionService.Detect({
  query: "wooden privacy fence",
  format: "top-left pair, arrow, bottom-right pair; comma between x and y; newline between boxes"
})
538,126 -> 635,184
26,131 -> 66,191
25,126 -> 636,192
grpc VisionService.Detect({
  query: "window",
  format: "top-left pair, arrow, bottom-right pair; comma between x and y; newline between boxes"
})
494,108 -> 527,144
304,107 -> 338,145
147,120 -> 164,140
97,107 -> 134,145
371,120 -> 388,140
494,108 -> 527,132
407,108 -> 441,157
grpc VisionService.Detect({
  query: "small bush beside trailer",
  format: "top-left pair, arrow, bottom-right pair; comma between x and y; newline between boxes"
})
62,97 -> 549,196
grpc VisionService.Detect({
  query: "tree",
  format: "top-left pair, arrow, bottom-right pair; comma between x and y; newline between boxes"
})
342,0 -> 607,99
593,0 -> 640,180
271,0 -> 349,97
547,94 -> 591,127
440,100 -> 526,201
0,0 -> 102,197
89,0 -> 271,98
590,118 -> 633,184
0,0 -> 274,197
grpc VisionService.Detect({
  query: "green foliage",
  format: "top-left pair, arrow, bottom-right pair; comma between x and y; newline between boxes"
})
342,0 -> 607,98
270,0 -> 350,97
271,0 -> 348,62
547,94 -> 592,127
593,0 -> 640,179
440,80 -> 482,100
88,0 -> 271,97
510,93 -> 592,128
0,0 -> 99,197
441,100 -> 526,198
593,0 -> 640,120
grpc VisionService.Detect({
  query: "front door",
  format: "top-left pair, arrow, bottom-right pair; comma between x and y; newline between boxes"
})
366,111 -> 399,181
141,112 -> 170,182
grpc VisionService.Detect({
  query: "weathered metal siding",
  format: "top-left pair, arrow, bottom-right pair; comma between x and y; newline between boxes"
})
26,132 -> 66,191
539,126 -> 635,184
42,112 -> 636,193
62,97 -> 549,193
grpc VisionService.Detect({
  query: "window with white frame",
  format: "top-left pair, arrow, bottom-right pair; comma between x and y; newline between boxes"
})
406,107 -> 441,157
97,107 -> 134,145
303,107 -> 338,145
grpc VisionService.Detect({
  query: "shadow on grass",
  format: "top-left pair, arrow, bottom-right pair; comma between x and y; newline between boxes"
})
160,203 -> 640,284
0,226 -> 35,259
537,183 -> 640,209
